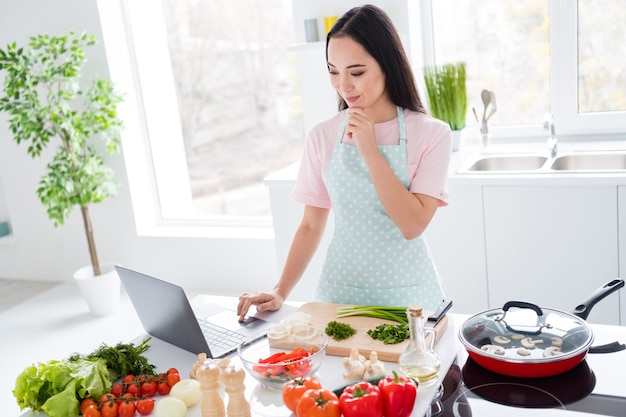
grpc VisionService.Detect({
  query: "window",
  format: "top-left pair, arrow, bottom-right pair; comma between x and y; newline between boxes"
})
97,0 -> 626,236
423,0 -> 626,137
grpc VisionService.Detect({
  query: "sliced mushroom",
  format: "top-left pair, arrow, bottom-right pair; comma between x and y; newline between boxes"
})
551,337 -> 563,347
481,344 -> 506,355
516,347 -> 531,356
511,333 -> 525,340
543,346 -> 562,357
520,337 -> 544,349
493,336 -> 511,344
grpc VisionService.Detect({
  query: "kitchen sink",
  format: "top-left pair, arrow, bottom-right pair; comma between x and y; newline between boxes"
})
458,151 -> 626,174
461,154 -> 549,173
550,152 -> 626,171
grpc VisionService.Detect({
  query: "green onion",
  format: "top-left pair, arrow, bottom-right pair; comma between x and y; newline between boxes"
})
336,305 -> 408,324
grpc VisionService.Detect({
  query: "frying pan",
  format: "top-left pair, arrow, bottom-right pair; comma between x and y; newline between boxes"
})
458,279 -> 624,378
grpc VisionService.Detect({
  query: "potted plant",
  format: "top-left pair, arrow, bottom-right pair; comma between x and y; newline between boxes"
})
423,62 -> 468,151
0,31 -> 124,315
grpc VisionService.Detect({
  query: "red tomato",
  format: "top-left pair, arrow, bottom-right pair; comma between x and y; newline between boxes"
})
122,374 -> 136,384
296,388 -> 341,417
80,398 -> 98,414
100,400 -> 118,417
118,399 -> 136,417
82,405 -> 101,417
141,380 -> 157,396
167,371 -> 181,387
126,382 -> 140,396
110,383 -> 124,397
157,381 -> 172,395
167,367 -> 179,374
282,377 -> 323,412
136,398 -> 155,415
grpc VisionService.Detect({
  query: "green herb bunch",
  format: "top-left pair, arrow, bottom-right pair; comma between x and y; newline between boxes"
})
423,62 -> 468,131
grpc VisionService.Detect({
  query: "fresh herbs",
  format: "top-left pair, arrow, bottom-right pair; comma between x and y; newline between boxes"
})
325,320 -> 357,341
336,306 -> 408,324
68,337 -> 155,380
367,323 -> 410,345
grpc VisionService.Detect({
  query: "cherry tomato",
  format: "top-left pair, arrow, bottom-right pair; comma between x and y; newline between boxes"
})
110,383 -> 124,397
136,397 -> 155,415
99,393 -> 115,407
126,382 -> 140,396
80,398 -> 98,414
167,371 -> 181,387
157,381 -> 172,395
167,367 -> 180,374
141,380 -> 157,396
82,405 -> 101,417
100,400 -> 118,417
118,399 -> 136,417
122,374 -> 136,384
282,377 -> 323,412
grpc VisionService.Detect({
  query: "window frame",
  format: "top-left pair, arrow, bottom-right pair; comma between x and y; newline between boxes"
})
98,0 -> 626,237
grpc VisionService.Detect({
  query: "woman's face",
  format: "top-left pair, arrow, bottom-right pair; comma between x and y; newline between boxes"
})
327,36 -> 390,113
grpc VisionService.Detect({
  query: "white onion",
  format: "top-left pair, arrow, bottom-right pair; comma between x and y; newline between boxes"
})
280,312 -> 312,327
293,325 -> 317,341
169,378 -> 202,407
155,396 -> 187,417
268,324 -> 289,341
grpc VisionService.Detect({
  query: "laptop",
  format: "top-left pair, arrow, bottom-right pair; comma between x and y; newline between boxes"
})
116,266 -> 274,358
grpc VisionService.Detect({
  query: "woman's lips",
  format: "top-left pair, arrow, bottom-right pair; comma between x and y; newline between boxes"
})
345,95 -> 360,104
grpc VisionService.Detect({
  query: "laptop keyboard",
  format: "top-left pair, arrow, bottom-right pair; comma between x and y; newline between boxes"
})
198,319 -> 246,354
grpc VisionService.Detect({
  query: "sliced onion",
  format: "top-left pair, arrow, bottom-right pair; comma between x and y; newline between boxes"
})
293,325 -> 317,341
280,312 -> 312,327
268,324 -> 289,341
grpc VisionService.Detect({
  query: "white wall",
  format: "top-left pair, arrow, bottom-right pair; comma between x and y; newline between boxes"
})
0,0 -> 279,295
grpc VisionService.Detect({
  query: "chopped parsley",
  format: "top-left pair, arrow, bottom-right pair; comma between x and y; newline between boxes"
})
325,320 -> 357,341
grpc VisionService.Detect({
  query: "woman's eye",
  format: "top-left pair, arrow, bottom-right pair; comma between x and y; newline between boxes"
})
329,70 -> 338,75
351,72 -> 364,77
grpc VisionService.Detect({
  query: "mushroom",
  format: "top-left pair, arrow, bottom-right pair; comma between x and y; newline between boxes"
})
342,347 -> 366,381
481,344 -> 506,355
520,337 -> 544,349
543,346 -> 562,357
551,337 -> 563,347
516,347 -> 531,356
511,333 -> 525,340
493,335 -> 511,344
363,351 -> 386,379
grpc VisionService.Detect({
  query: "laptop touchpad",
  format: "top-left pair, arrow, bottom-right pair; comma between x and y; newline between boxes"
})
203,310 -> 270,333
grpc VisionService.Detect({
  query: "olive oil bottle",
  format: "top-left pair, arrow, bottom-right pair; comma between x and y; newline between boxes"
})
398,305 -> 441,386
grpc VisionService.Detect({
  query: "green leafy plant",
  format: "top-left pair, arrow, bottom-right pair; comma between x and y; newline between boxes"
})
423,62 -> 467,131
0,31 -> 123,276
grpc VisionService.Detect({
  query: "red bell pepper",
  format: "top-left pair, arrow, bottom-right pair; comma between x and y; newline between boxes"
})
339,381 -> 383,417
378,370 -> 418,417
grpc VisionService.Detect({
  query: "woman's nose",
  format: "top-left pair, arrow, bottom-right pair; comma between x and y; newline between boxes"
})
338,74 -> 353,92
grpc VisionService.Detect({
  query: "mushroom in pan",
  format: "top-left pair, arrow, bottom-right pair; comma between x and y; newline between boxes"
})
543,346 -> 562,357
493,335 -> 511,344
481,344 -> 506,355
520,337 -> 544,349
551,336 -> 563,347
516,347 -> 531,356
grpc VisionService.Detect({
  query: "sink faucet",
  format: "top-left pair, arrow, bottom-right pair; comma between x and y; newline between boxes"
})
544,113 -> 557,158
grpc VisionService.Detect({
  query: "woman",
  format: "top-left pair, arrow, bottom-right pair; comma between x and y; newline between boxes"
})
238,4 -> 451,320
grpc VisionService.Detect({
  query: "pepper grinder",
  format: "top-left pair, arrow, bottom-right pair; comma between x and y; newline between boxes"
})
197,363 -> 225,417
398,305 -> 441,386
222,365 -> 250,417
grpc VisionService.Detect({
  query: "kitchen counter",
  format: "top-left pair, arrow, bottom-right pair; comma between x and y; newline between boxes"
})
8,284 -> 626,417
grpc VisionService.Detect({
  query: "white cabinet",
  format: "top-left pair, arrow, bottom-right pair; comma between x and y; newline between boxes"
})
619,186 -> 626,325
425,185 -> 488,314
483,186 -> 620,325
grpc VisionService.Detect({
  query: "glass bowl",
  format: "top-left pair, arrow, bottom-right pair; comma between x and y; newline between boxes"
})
237,325 -> 328,390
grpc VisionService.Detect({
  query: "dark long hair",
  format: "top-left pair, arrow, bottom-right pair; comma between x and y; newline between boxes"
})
326,4 -> 425,113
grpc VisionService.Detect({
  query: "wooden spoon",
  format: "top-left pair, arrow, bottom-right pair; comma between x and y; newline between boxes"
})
481,89 -> 491,121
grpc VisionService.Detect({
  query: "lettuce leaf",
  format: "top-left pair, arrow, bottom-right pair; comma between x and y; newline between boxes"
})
13,358 -> 112,417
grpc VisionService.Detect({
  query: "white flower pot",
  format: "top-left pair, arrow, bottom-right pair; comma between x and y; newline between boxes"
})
74,263 -> 121,317
451,130 -> 462,152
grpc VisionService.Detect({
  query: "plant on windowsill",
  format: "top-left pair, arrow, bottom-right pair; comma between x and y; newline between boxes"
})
423,62 -> 467,151
0,31 -> 124,315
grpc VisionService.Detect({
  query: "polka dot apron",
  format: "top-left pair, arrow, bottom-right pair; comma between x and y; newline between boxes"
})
314,106 -> 446,311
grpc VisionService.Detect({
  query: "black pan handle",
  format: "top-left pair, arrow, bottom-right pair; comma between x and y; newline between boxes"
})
572,279 -> 625,320
502,301 -> 544,317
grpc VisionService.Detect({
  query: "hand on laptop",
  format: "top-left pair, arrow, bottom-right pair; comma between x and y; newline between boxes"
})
237,290 -> 284,322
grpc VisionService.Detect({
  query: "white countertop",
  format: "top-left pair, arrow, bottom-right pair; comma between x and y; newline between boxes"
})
5,283 -> 626,417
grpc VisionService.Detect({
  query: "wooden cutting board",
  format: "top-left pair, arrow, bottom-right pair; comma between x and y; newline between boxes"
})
269,302 -> 448,362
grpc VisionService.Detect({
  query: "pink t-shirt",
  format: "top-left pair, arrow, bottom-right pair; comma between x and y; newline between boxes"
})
292,108 -> 452,209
